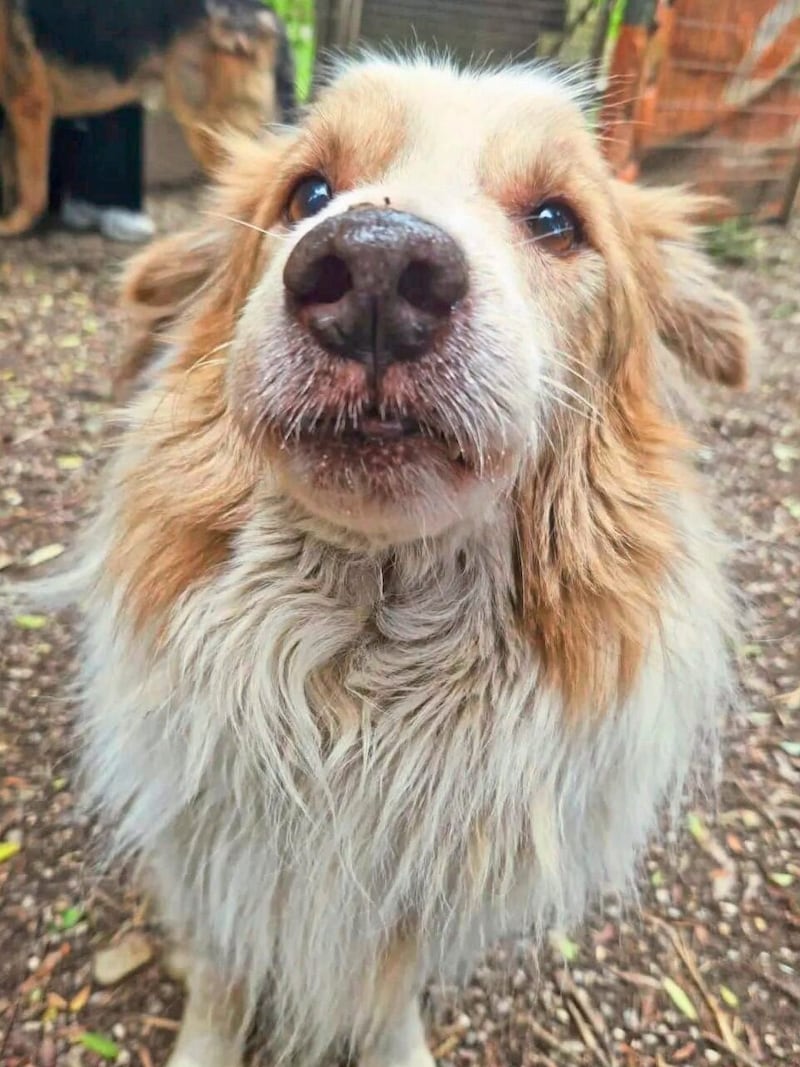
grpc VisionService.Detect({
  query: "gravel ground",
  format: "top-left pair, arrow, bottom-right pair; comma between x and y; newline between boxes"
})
0,196 -> 798,1067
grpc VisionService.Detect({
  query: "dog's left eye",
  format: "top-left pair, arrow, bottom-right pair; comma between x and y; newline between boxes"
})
526,201 -> 582,254
287,175 -> 333,224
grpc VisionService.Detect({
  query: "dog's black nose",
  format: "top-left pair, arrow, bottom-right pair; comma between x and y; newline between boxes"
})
283,207 -> 468,371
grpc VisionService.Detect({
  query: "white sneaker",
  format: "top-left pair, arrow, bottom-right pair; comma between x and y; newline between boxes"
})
61,197 -> 103,231
99,207 -> 155,243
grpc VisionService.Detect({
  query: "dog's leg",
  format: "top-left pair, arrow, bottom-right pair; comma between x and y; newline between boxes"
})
359,998 -> 435,1067
0,52 -> 52,236
165,958 -> 247,1067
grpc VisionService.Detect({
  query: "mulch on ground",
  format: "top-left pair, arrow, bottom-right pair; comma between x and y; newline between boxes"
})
1,199 -> 798,1067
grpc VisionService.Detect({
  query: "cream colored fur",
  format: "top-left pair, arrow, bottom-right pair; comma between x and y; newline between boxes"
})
47,55 -> 751,1067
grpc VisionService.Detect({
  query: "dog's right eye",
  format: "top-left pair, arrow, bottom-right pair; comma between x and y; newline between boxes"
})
287,176 -> 333,224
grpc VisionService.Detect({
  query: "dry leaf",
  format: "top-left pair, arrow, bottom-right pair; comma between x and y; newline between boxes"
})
662,977 -> 699,1021
93,930 -> 154,986
26,542 -> 64,567
69,985 -> 91,1013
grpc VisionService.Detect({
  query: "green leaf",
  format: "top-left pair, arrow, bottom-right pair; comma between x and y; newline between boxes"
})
687,812 -> 708,844
739,644 -> 762,659
59,906 -> 84,930
720,985 -> 739,1008
549,931 -> 580,962
0,840 -> 21,863
769,872 -> 795,888
57,454 -> 84,471
780,741 -> 800,758
14,614 -> 48,630
773,443 -> 800,472
78,1033 -> 119,1060
663,977 -> 699,1021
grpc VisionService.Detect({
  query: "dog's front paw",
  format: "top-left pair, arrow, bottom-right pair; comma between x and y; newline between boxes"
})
360,1042 -> 436,1067
164,1038 -> 244,1067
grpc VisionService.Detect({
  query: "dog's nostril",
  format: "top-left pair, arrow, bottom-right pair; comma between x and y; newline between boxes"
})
398,254 -> 468,318
296,255 -> 352,306
398,261 -> 441,314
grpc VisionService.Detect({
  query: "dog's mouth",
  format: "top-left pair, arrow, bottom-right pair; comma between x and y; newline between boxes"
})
290,407 -> 468,464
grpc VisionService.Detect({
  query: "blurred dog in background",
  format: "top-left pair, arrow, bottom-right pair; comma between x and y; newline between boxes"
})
0,0 -> 295,234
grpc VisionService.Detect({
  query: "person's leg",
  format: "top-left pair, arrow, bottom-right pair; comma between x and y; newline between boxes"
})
60,104 -> 154,242
70,104 -> 143,210
49,118 -> 88,217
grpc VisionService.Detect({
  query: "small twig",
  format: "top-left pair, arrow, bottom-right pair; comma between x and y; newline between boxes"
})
0,996 -> 20,1063
760,970 -> 800,1006
728,779 -> 780,830
558,970 -> 617,1066
528,1020 -> 583,1061
140,1015 -> 181,1033
646,915 -> 744,1058
565,998 -> 610,1066
701,1032 -> 763,1067
608,966 -> 662,991
431,1034 -> 460,1059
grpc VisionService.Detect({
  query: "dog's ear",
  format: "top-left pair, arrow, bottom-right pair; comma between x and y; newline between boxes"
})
115,227 -> 224,398
207,2 -> 277,55
615,182 -> 756,388
114,133 -> 292,399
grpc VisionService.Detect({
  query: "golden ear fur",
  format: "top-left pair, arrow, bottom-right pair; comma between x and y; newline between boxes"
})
513,184 -> 758,715
114,132 -> 292,399
614,183 -> 756,389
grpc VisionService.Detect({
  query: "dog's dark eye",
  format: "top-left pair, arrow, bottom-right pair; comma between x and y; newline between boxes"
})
526,201 -> 582,254
287,175 -> 333,224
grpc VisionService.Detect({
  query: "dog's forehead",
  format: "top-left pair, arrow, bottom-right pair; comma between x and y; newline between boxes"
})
314,59 -> 590,169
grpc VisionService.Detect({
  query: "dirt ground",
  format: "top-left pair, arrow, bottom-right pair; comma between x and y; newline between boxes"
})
0,196 -> 798,1067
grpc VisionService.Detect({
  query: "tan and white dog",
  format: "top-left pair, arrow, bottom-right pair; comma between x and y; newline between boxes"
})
68,55 -> 754,1067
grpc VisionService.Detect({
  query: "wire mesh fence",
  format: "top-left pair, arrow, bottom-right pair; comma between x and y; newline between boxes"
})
284,0 -> 799,222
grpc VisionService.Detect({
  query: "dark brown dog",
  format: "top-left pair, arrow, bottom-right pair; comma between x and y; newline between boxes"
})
0,0 -> 295,234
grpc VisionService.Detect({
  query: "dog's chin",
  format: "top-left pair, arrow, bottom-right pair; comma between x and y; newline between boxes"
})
270,418 -> 500,544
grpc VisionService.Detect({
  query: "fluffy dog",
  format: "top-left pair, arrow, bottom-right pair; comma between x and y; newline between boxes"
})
69,55 -> 754,1067
0,0 -> 294,234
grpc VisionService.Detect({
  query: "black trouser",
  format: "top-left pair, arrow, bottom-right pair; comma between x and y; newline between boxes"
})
48,103 -> 145,213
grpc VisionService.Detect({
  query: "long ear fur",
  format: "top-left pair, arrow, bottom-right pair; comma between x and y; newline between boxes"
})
614,183 -> 757,389
114,132 -> 293,399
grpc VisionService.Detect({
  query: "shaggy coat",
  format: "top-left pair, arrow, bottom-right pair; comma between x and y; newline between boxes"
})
67,56 -> 754,1067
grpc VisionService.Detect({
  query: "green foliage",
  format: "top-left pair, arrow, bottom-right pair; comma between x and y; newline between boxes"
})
607,0 -> 628,45
705,218 -> 762,266
268,0 -> 315,101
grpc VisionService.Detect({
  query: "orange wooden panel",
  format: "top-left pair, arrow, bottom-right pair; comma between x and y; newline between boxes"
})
601,0 -> 800,220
